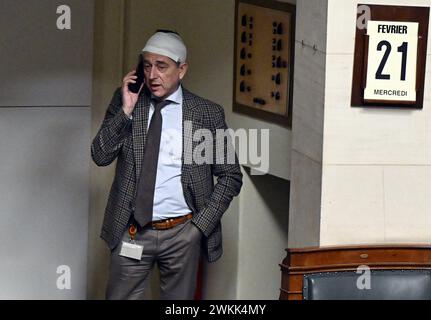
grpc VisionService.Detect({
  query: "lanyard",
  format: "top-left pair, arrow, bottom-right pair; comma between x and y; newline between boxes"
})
128,224 -> 137,241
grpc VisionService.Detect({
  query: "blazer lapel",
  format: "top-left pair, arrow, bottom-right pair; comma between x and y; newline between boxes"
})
132,91 -> 151,185
181,88 -> 201,184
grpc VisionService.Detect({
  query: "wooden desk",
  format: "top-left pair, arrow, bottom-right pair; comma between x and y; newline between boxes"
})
279,244 -> 431,300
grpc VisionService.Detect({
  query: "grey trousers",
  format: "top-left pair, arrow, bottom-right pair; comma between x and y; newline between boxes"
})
106,219 -> 202,300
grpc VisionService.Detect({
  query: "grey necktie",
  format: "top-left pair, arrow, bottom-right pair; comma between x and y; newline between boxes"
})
134,99 -> 170,227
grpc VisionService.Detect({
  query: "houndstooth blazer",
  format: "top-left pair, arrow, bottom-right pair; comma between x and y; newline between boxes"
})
91,86 -> 243,262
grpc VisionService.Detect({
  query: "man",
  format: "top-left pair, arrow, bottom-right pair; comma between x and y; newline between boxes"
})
91,30 -> 242,300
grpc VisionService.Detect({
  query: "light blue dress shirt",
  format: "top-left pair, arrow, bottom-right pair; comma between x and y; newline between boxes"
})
148,85 -> 190,220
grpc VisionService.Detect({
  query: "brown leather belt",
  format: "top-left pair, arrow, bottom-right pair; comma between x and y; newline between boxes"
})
149,213 -> 193,230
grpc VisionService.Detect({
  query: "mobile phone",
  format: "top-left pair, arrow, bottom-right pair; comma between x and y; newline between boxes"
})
128,54 -> 144,93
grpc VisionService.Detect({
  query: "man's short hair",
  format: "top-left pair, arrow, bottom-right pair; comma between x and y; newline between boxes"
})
155,29 -> 180,36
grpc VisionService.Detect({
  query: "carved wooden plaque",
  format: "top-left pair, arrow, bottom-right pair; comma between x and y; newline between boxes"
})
233,0 -> 295,126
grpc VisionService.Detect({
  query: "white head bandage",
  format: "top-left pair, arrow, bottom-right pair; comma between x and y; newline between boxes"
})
142,31 -> 187,63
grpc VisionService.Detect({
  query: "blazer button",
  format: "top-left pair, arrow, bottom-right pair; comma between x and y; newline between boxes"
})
129,202 -> 135,212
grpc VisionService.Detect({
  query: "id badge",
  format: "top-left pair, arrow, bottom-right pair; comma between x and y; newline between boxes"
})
119,241 -> 144,260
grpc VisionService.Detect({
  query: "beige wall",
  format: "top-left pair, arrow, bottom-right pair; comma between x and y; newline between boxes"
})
320,0 -> 431,245
237,169 -> 289,299
88,0 -> 126,299
89,0 -> 293,299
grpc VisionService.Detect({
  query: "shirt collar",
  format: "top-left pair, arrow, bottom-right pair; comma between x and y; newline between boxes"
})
151,85 -> 183,105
